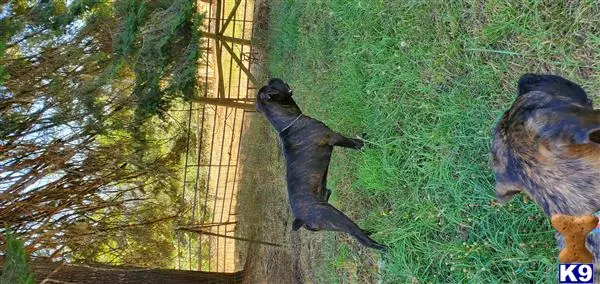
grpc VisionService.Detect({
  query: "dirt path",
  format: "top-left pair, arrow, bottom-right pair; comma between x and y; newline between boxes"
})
234,1 -> 314,282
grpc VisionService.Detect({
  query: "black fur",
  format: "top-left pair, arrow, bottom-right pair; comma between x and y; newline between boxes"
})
256,78 -> 387,251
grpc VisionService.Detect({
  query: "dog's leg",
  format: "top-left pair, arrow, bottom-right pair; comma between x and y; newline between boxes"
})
319,168 -> 331,202
324,188 -> 332,202
292,219 -> 304,231
292,218 -> 322,232
328,132 -> 364,150
305,203 -> 388,251
304,225 -> 320,232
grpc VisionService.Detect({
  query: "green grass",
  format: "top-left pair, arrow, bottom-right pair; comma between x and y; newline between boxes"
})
264,0 -> 600,283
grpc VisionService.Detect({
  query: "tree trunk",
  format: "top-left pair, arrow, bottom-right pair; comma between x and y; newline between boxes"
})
192,97 -> 255,111
0,258 -> 245,284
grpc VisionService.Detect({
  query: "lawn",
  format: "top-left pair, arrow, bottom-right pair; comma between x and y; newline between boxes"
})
253,0 -> 600,283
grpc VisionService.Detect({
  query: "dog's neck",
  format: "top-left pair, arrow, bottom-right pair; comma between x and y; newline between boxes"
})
278,114 -> 303,134
266,107 -> 303,133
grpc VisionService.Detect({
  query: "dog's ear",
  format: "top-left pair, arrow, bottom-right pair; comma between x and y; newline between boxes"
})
517,74 -> 591,106
528,110 -> 600,145
258,86 -> 279,101
517,73 -> 539,96
267,78 -> 293,97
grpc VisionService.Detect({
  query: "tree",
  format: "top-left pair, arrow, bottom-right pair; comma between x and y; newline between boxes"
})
0,234 -> 243,284
0,232 -> 36,284
21,259 -> 245,284
0,0 -> 206,267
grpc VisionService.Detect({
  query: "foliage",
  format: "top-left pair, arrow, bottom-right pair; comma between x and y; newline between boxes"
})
0,232 -> 35,284
263,0 -> 600,282
0,0 -> 204,268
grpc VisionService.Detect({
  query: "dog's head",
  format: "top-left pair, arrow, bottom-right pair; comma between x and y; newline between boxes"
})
492,74 -> 600,215
255,78 -> 297,115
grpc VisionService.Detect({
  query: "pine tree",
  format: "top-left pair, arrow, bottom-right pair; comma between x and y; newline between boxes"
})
0,232 -> 36,284
1,0 -> 208,267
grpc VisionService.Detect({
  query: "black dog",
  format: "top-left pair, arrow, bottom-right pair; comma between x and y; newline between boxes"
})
492,74 -> 600,275
256,78 -> 387,251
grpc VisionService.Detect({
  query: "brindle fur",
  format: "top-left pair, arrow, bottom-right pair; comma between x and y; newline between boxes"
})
492,74 -> 600,279
256,78 -> 387,250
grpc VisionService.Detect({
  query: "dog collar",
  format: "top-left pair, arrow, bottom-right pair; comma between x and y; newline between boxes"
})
278,114 -> 303,134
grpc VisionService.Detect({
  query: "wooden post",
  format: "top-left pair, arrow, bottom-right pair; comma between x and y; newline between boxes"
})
214,0 -> 222,33
215,42 -> 226,98
203,32 -> 252,46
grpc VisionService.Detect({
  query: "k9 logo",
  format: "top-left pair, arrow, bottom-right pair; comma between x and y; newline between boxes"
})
559,264 -> 594,283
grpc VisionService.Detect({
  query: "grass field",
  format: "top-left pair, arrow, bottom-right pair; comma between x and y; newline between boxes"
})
245,0 -> 600,283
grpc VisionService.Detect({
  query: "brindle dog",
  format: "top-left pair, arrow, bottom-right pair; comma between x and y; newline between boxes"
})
492,74 -> 600,277
256,78 -> 387,251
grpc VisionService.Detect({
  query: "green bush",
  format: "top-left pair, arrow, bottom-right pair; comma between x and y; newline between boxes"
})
0,233 -> 35,284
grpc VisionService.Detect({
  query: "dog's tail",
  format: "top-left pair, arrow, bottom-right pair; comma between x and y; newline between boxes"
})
306,203 -> 388,251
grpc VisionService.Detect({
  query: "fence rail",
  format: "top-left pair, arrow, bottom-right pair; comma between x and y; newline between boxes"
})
175,0 -> 258,273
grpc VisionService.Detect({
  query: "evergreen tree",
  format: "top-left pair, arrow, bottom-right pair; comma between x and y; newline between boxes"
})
0,232 -> 36,284
0,0 -> 206,267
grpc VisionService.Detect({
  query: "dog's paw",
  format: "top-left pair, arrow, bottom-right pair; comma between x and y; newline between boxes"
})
292,219 -> 303,231
362,229 -> 375,236
353,138 -> 364,150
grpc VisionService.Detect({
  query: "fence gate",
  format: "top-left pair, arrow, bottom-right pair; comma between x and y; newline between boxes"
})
175,0 -> 260,273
